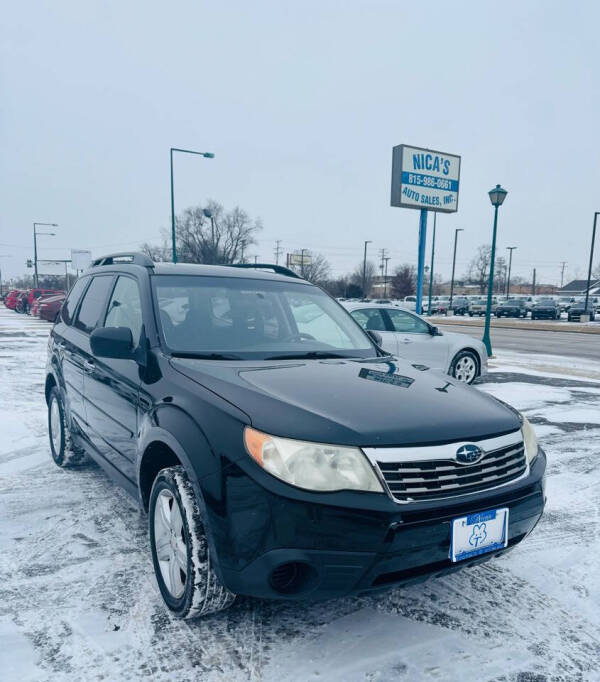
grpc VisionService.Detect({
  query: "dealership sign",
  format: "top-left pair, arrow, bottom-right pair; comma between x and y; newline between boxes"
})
391,145 -> 461,213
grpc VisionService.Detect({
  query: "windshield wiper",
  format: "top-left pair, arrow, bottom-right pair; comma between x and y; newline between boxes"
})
171,351 -> 243,360
263,351 -> 357,360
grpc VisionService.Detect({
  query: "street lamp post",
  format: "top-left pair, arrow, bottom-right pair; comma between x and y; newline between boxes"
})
482,185 -> 508,356
583,212 -> 599,313
449,228 -> 464,308
506,246 -> 517,296
170,147 -> 215,263
33,222 -> 58,287
0,255 -> 8,297
427,213 -> 437,316
383,257 -> 391,297
362,240 -> 372,298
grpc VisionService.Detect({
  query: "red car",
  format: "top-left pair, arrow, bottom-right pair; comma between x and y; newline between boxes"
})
25,288 -> 64,314
4,289 -> 24,310
38,294 -> 66,322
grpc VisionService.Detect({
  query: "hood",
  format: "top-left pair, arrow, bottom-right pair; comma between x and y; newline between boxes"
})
171,356 -> 520,447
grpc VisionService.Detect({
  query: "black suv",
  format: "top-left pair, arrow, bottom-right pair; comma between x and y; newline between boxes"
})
45,253 -> 546,618
495,298 -> 528,318
531,298 -> 561,320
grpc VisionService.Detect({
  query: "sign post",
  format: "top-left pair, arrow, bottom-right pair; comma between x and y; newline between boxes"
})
391,145 -> 461,314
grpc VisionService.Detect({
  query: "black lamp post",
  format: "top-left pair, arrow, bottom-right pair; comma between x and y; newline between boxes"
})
583,212 -> 599,314
362,240 -> 372,298
33,222 -> 58,287
482,185 -> 508,356
506,246 -> 517,296
449,227 -> 464,308
170,148 -> 214,263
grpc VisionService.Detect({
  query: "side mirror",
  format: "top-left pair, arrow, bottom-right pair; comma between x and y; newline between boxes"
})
366,329 -> 383,346
90,326 -> 135,360
430,326 -> 443,336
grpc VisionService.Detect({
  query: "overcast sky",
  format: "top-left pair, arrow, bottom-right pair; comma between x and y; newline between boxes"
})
1,0 -> 599,285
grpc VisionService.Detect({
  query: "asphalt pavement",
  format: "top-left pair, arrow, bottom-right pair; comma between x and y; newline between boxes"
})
439,323 -> 599,361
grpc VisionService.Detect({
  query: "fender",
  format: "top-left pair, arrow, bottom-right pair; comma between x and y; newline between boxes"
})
137,420 -> 231,583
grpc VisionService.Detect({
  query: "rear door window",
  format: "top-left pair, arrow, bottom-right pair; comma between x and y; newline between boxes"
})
61,277 -> 89,325
350,308 -> 388,332
104,276 -> 143,345
74,276 -> 114,334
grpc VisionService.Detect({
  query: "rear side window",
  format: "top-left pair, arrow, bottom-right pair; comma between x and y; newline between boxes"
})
104,276 -> 143,345
74,276 -> 113,334
350,308 -> 387,332
387,308 -> 430,334
61,277 -> 89,325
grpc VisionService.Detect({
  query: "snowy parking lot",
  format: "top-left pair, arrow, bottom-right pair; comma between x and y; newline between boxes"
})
1,307 -> 599,682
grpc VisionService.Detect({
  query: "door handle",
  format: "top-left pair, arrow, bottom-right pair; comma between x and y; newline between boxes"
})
401,338 -> 413,344
83,359 -> 95,373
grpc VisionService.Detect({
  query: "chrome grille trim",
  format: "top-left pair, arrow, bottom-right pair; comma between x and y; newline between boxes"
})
363,430 -> 528,504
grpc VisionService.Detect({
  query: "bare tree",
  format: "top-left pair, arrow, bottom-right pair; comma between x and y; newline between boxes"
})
350,260 -> 376,297
466,245 -> 492,294
390,264 -> 416,298
175,201 -> 262,264
142,200 -> 263,265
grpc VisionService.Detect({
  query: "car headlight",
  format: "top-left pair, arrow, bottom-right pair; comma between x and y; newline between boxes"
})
243,427 -> 384,493
521,415 -> 538,464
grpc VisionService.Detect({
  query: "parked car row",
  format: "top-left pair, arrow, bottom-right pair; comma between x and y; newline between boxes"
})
2,288 -> 66,321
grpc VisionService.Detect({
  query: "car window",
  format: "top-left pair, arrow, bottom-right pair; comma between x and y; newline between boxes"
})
74,276 -> 114,334
61,277 -> 89,325
350,308 -> 387,332
104,276 -> 143,345
387,308 -> 430,334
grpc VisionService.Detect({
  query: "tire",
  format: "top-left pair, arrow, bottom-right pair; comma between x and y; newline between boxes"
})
149,465 -> 236,619
48,386 -> 87,467
450,350 -> 479,384
468,312 -> 473,317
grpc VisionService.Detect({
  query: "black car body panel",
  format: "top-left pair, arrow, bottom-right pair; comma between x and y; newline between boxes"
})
45,258 -> 546,602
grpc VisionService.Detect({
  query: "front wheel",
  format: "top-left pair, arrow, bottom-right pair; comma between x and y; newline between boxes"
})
48,386 -> 87,467
450,350 -> 479,384
149,466 -> 236,619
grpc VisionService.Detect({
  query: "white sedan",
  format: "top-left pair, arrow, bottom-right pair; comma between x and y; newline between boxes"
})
343,302 -> 488,384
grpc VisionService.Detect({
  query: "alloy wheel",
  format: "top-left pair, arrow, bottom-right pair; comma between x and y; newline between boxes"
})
50,398 -> 62,454
453,355 -> 477,383
153,489 -> 189,599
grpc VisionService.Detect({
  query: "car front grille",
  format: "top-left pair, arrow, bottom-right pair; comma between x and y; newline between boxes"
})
376,441 -> 527,503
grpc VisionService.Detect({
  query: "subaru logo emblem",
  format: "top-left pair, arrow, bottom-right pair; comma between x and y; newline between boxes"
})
455,444 -> 484,464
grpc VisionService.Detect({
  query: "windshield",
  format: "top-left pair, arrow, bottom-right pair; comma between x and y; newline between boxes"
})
506,299 -> 522,304
536,298 -> 554,305
152,275 -> 376,359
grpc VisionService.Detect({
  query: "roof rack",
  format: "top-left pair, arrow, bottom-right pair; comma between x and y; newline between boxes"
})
91,252 -> 154,268
228,263 -> 302,279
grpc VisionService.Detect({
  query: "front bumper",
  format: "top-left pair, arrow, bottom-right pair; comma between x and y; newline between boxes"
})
210,449 -> 546,601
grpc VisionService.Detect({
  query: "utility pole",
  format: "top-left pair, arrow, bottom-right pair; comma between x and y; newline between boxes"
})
427,213 -> 437,315
378,248 -> 388,296
383,257 -> 391,297
506,246 -> 517,296
560,261 -> 567,289
300,248 -> 308,278
531,268 -> 536,296
362,241 -> 372,298
240,239 -> 246,264
274,240 -> 283,265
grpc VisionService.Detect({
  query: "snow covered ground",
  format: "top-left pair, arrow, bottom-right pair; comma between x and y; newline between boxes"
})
0,307 -> 599,681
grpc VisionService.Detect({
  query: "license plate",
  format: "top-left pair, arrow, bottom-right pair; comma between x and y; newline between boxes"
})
450,508 -> 509,562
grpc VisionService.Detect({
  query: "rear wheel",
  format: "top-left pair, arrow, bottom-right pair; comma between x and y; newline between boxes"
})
450,350 -> 479,384
48,386 -> 87,467
149,466 -> 236,619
